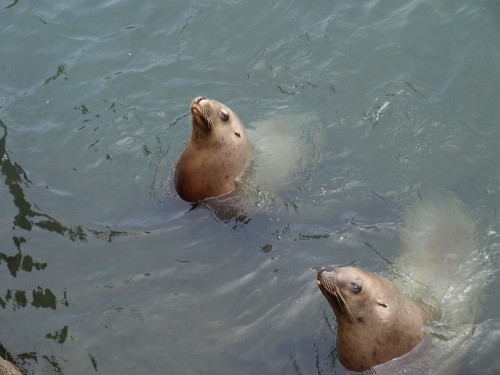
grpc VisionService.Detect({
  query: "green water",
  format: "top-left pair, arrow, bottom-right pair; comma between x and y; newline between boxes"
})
1,0 -> 499,374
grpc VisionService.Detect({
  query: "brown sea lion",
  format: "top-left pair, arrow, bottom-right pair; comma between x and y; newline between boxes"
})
316,266 -> 431,372
0,357 -> 22,375
175,96 -> 252,203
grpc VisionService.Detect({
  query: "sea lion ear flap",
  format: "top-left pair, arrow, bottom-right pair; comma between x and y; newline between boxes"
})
376,299 -> 391,322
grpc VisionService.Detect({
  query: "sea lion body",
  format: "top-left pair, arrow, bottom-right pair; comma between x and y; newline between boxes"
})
317,267 -> 430,372
175,96 -> 252,203
0,358 -> 21,375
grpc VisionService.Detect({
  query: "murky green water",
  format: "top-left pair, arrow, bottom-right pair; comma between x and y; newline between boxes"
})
1,0 -> 499,374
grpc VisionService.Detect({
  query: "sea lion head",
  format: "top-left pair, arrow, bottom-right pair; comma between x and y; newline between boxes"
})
317,266 -> 398,324
174,96 -> 252,203
317,266 -> 430,372
190,96 -> 247,143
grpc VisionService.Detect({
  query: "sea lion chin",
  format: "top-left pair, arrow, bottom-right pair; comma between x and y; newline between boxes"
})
174,96 -> 252,203
317,266 -> 431,372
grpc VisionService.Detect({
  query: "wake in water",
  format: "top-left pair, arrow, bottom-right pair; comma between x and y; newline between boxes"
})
374,192 -> 492,375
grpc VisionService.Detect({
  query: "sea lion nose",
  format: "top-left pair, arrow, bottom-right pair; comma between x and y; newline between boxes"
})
193,96 -> 207,104
318,266 -> 336,275
317,266 -> 333,279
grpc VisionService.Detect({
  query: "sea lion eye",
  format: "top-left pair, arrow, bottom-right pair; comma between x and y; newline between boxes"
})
350,282 -> 362,294
220,108 -> 229,121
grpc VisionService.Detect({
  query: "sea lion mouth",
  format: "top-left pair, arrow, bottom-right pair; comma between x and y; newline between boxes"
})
191,98 -> 213,132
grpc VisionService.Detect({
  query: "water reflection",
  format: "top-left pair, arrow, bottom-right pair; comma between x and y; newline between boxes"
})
0,237 -> 47,277
0,119 -> 110,373
0,324 -> 74,374
1,119 -> 128,240
1,342 -> 66,375
0,120 -> 87,240
45,326 -> 70,345
0,287 -> 68,311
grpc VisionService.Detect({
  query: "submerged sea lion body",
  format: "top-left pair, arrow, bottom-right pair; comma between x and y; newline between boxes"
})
317,267 -> 430,372
175,96 -> 252,203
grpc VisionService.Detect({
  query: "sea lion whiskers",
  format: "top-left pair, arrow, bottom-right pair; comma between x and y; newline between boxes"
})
332,286 -> 356,323
199,104 -> 214,131
320,273 -> 356,322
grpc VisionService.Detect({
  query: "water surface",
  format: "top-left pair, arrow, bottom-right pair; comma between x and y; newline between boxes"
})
1,0 -> 499,374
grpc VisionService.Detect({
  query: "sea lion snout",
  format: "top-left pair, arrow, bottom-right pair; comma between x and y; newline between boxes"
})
317,267 -> 340,298
193,96 -> 207,104
317,266 -> 337,276
190,97 -> 212,132
317,266 -> 338,285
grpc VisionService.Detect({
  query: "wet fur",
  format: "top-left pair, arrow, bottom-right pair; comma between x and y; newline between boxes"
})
317,267 -> 430,372
175,97 -> 251,203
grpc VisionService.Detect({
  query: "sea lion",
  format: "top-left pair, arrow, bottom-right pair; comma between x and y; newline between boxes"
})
316,266 -> 431,372
317,193 -> 492,374
0,357 -> 21,375
174,96 -> 252,203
